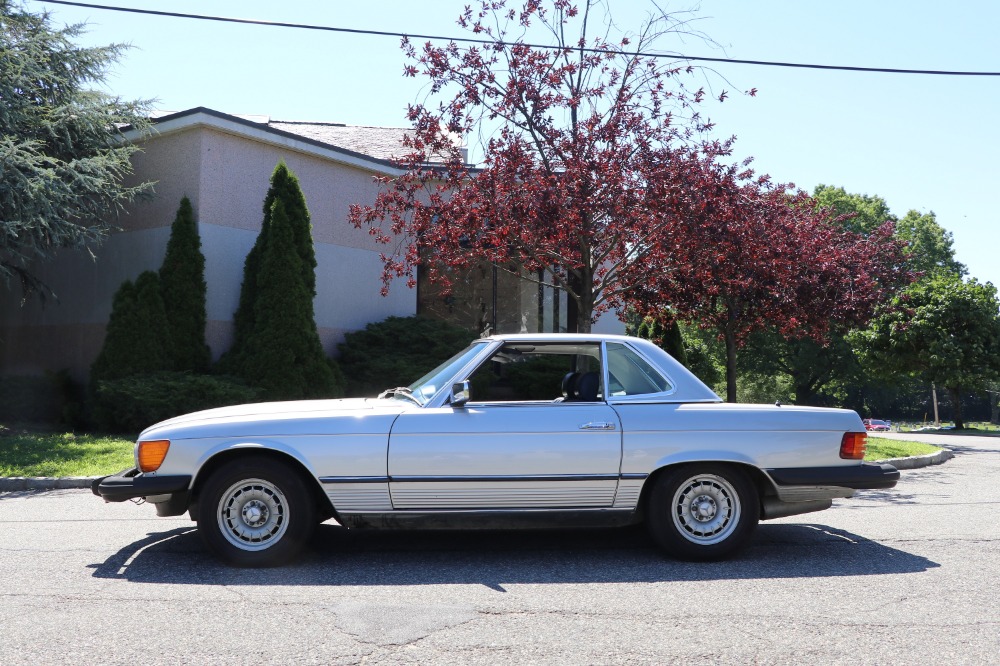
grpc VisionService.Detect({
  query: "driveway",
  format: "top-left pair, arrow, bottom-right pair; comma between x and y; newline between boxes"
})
1,434 -> 998,664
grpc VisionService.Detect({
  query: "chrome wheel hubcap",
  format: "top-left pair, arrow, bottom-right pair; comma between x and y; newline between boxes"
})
217,479 -> 288,551
671,474 -> 741,545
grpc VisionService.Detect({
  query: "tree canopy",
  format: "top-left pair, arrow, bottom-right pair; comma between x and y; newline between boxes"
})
894,210 -> 966,278
634,167 -> 912,402
350,0 -> 734,332
0,1 -> 151,301
860,275 -> 1000,428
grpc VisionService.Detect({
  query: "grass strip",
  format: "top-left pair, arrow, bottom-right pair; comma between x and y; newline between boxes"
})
865,437 -> 942,461
0,431 -> 133,477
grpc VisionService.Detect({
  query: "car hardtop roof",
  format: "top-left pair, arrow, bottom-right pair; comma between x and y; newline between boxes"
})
482,333 -> 641,343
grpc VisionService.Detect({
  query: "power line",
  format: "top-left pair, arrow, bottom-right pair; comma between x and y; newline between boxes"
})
37,0 -> 1000,77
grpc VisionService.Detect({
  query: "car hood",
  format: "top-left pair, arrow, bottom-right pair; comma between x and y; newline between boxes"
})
139,397 -> 412,441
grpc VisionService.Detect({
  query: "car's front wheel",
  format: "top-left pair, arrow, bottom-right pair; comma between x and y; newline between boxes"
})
646,464 -> 759,561
196,456 -> 316,567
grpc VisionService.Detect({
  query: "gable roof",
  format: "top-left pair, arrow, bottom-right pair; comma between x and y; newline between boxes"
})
136,107 -> 464,174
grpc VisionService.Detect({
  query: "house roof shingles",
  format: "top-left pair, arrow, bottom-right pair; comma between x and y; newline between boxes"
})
268,120 -> 412,163
149,108 -> 466,169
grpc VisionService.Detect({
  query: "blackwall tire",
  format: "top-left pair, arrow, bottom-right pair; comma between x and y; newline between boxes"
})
647,464 -> 759,561
196,456 -> 316,567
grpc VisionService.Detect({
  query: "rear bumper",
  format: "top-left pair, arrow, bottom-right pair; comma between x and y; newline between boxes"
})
92,468 -> 192,503
766,462 -> 900,491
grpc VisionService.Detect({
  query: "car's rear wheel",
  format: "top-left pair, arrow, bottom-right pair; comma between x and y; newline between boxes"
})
196,456 -> 316,567
646,464 -> 759,561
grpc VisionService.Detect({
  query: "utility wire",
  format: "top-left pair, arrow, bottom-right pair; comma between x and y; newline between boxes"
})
38,0 -> 1000,77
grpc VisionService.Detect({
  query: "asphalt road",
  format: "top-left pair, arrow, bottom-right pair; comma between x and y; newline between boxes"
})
1,434 -> 998,665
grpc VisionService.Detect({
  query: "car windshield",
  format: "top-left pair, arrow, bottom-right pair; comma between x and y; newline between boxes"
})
403,341 -> 489,405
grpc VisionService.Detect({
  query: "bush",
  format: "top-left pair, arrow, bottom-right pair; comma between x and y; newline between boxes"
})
159,196 -> 211,372
91,271 -> 173,383
234,199 -> 342,400
337,316 -> 476,397
636,316 -> 688,366
93,372 -> 260,434
219,164 -> 341,400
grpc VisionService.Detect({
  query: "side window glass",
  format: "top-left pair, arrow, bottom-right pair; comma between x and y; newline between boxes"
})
466,343 -> 602,402
606,343 -> 672,396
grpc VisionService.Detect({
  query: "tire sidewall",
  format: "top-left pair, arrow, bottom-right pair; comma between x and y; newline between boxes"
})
197,456 -> 315,567
647,463 -> 759,561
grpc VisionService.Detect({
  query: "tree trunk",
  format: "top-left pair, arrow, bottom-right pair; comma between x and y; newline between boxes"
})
567,269 -> 594,333
724,329 -> 738,403
948,386 -> 965,429
793,379 -> 816,406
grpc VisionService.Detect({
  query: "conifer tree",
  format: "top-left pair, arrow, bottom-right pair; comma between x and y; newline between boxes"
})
159,196 -> 210,372
637,315 -> 689,366
1,2 -> 152,300
239,199 -> 337,400
91,271 -> 173,382
224,162 -> 316,369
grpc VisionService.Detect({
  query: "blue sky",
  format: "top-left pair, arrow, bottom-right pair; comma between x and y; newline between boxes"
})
28,0 -> 1000,289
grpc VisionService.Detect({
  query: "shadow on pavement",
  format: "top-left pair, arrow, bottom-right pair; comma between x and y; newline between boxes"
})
89,520 -> 939,587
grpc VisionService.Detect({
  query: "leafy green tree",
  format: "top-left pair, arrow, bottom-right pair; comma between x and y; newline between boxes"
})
861,276 -> 1000,428
894,210 -> 966,278
812,185 -> 894,235
91,271 -> 173,382
159,197 -> 211,372
236,199 -> 339,400
741,331 -> 861,406
0,1 -> 151,299
224,162 -> 315,369
743,186 -> 967,408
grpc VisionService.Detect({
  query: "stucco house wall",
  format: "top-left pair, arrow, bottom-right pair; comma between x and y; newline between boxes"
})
0,108 -> 416,381
0,106 -> 624,383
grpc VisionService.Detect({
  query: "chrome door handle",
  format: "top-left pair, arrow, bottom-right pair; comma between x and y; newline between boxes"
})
580,422 -> 616,430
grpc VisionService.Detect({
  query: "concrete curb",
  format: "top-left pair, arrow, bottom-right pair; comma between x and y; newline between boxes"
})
0,448 -> 955,491
0,476 -> 99,491
874,447 -> 954,470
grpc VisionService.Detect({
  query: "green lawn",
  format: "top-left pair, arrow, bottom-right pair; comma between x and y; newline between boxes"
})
0,429 -> 133,477
865,437 -> 942,461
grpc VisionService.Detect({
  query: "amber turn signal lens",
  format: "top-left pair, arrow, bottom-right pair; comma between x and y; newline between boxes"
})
138,439 -> 170,472
840,432 -> 867,460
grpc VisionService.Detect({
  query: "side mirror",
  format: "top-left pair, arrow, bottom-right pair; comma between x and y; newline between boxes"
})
450,380 -> 470,407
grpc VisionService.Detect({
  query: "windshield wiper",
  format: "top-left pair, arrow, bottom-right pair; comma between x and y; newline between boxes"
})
377,386 -> 421,404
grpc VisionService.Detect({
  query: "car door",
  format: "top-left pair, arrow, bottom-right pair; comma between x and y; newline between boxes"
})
387,342 -> 623,510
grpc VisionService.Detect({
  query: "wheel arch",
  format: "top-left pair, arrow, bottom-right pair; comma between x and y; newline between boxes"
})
635,460 -> 774,520
188,447 -> 336,522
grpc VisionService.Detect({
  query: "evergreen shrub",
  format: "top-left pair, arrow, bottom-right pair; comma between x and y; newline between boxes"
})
93,372 -> 260,434
337,316 -> 475,397
636,316 -> 689,366
238,199 -> 341,400
91,271 -> 173,383
159,196 -> 210,372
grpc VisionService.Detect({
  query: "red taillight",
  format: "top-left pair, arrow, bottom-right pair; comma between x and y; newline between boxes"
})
840,432 -> 867,460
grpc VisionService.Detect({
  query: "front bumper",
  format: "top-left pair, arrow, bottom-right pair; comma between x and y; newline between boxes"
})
766,462 -> 900,491
92,468 -> 192,503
